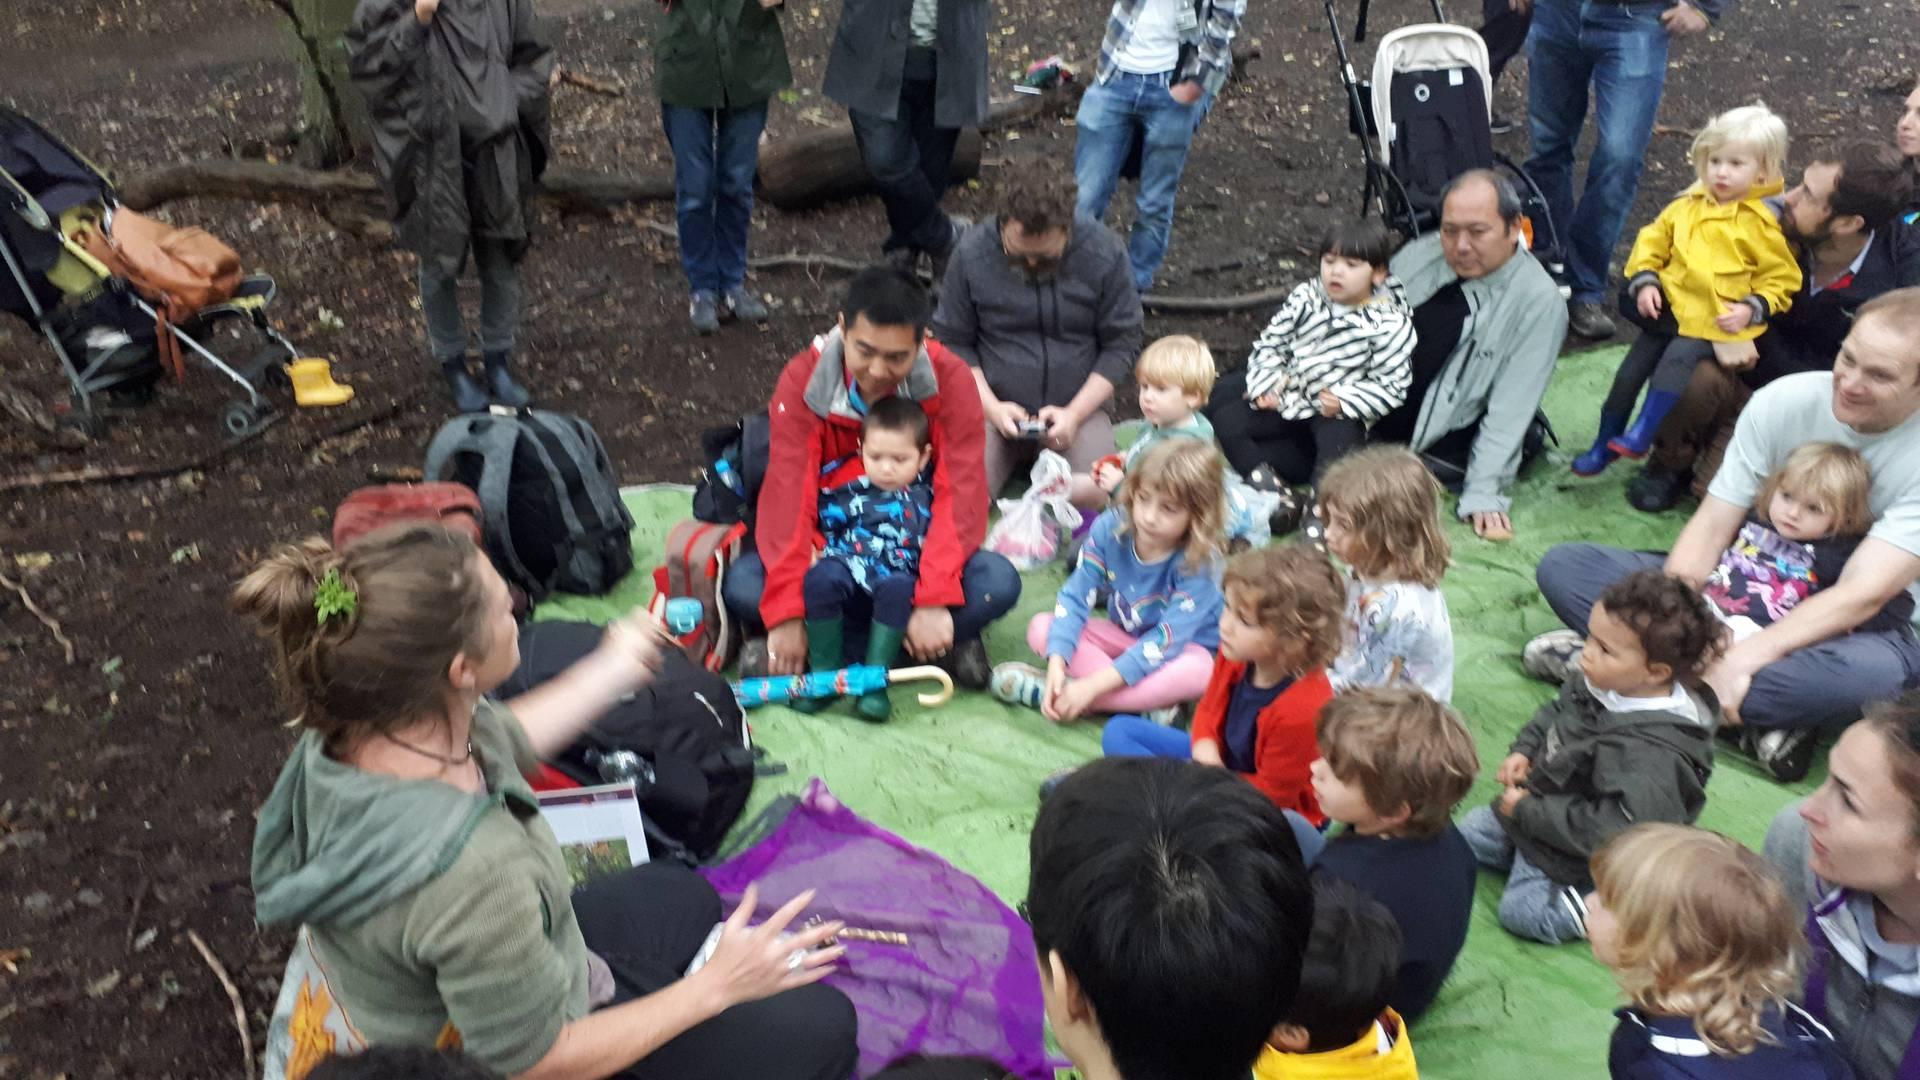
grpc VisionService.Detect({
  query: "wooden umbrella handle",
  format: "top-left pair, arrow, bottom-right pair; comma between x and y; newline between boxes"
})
886,665 -> 955,706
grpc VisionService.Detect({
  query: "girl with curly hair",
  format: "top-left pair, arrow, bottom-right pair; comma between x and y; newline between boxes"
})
1589,824 -> 1852,1078
1459,569 -> 1726,945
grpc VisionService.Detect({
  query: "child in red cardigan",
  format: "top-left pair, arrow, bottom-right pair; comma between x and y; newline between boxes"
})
1099,544 -> 1347,824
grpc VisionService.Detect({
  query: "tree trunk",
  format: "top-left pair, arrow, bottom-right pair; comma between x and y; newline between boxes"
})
270,0 -> 371,167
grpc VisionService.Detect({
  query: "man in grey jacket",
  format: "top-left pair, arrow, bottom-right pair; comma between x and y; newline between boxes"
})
1382,170 -> 1568,541
823,0 -> 989,272
932,168 -> 1145,498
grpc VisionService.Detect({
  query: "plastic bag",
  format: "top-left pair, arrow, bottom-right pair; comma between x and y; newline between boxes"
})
984,450 -> 1083,571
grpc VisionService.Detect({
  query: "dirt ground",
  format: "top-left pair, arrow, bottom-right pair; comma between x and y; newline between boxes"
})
0,0 -> 1914,1073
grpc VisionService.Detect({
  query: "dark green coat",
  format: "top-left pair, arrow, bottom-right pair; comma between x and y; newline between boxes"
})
653,0 -> 792,110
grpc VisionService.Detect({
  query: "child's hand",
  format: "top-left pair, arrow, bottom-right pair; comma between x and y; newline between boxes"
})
1318,390 -> 1342,418
1254,393 -> 1282,411
1191,739 -> 1225,767
1635,285 -> 1663,321
1094,461 -> 1125,493
415,0 -> 441,22
1048,678 -> 1101,724
1496,752 -> 1531,785
1712,338 -> 1759,371
1498,785 -> 1530,816
1040,657 -> 1070,721
1715,302 -> 1753,335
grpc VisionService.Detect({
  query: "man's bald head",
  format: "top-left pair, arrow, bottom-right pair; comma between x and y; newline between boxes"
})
1438,169 -> 1522,280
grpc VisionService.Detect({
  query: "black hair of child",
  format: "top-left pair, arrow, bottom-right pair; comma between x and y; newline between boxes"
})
1596,569 -> 1727,681
1285,877 -> 1403,1053
868,1053 -> 1012,1080
843,265 -> 931,335
1317,219 -> 1396,269
305,1047 -> 502,1080
864,394 -> 932,448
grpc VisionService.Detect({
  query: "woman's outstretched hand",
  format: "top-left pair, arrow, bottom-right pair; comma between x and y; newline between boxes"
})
692,885 -> 845,1012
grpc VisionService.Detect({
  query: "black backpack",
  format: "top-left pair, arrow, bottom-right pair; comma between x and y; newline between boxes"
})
1386,64 -> 1495,222
691,412 -> 772,527
500,621 -> 756,862
424,410 -> 634,602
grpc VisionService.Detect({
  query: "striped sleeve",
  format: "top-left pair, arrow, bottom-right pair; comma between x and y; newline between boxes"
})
1281,303 -> 1416,423
1243,283 -> 1318,403
1325,309 -> 1416,423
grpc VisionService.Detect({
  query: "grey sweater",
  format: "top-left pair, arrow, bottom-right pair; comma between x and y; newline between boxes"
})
1389,234 -> 1568,518
932,215 -> 1144,413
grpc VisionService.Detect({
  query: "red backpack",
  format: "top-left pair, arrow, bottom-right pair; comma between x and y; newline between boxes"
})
332,482 -> 483,547
649,519 -> 747,672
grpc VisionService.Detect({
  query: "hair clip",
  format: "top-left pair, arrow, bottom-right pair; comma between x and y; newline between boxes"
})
314,568 -> 359,626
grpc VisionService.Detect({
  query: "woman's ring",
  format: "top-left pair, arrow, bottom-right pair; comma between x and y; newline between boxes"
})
786,949 -> 807,971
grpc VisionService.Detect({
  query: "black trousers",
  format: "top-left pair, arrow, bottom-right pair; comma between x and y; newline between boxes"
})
1205,372 -> 1368,486
847,46 -> 960,254
572,864 -> 860,1080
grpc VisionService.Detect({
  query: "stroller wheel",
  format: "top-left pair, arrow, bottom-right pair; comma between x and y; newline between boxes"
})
221,401 -> 265,438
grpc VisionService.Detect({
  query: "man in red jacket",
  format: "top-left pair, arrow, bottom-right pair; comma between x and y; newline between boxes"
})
723,266 -> 1021,686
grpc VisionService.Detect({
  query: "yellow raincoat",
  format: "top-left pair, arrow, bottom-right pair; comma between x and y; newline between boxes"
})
1623,178 -> 1801,342
1253,1009 -> 1421,1079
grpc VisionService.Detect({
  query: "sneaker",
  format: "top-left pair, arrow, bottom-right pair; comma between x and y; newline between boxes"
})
1489,112 -> 1516,135
738,636 -> 770,679
689,291 -> 721,336
1754,728 -> 1820,783
1145,702 -> 1187,727
1037,765 -> 1079,801
1568,301 -> 1617,340
1556,885 -> 1591,940
941,638 -> 992,692
722,287 -> 769,324
1626,465 -> 1694,514
1522,628 -> 1585,685
991,661 -> 1047,709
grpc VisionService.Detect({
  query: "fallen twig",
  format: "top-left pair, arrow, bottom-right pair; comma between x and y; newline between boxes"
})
0,412 -> 283,493
123,875 -> 149,955
554,68 -> 626,96
187,929 -> 255,1079
0,558 -> 76,664
1144,287 -> 1293,313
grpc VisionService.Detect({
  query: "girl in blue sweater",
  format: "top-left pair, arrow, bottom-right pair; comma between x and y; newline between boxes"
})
992,439 -> 1227,723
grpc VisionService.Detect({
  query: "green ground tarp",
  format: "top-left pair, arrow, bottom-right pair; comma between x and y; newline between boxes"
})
541,344 -> 1819,1077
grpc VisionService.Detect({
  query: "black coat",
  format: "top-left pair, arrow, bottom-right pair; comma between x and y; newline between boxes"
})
1752,219 -> 1920,384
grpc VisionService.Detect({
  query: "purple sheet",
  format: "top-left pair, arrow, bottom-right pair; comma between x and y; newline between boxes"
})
700,780 -> 1054,1079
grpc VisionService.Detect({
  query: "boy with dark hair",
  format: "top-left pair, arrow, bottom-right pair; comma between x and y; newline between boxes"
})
1307,685 -> 1480,1022
1257,877 -> 1418,1078
799,396 -> 936,721
1027,757 -> 1314,1080
1467,569 -> 1722,944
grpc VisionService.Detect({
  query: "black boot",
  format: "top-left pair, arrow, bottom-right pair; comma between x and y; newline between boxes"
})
482,350 -> 531,409
441,357 -> 490,414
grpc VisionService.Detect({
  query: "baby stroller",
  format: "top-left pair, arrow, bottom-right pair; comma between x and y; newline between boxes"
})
0,107 -> 312,437
1324,0 -> 1564,275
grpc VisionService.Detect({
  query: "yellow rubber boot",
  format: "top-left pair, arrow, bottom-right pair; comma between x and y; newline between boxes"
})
286,358 -> 355,407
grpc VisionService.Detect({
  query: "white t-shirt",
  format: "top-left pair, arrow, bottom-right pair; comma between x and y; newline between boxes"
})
1708,371 -> 1920,603
1112,0 -> 1182,75
1328,574 -> 1455,703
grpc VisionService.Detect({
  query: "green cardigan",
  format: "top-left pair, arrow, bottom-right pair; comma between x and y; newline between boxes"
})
653,0 -> 792,110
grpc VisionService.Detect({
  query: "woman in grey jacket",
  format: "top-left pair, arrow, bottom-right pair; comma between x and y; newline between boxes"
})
1765,693 -> 1920,1079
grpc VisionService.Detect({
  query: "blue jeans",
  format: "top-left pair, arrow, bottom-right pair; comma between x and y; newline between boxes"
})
662,101 -> 769,295
1535,543 -> 1920,731
1073,71 -> 1211,292
723,549 -> 1021,644
1523,0 -> 1670,304
1458,806 -> 1589,944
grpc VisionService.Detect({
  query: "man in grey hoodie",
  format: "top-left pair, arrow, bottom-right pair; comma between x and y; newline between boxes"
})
932,168 -> 1145,498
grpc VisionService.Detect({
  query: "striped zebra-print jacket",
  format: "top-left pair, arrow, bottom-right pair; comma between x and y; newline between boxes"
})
1242,277 -> 1416,424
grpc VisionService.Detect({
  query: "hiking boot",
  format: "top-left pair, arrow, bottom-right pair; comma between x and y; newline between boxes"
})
482,351 -> 531,409
1755,728 -> 1820,784
723,287 -> 770,324
738,636 -> 770,678
991,661 -> 1048,710
1626,465 -> 1693,514
441,357 -> 490,414
689,291 -> 721,335
1522,628 -> 1585,685
939,637 -> 992,692
1568,301 -> 1617,341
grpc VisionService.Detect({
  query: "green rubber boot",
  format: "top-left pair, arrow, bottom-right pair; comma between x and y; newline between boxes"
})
855,624 -> 908,723
788,618 -> 844,715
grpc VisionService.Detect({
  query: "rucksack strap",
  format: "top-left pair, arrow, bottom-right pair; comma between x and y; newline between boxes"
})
424,417 -> 551,598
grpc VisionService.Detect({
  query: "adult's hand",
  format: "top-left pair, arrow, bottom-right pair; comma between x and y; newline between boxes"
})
1471,510 -> 1514,542
986,399 -> 1029,439
766,619 -> 807,677
415,0 -> 440,23
1169,81 -> 1204,106
905,606 -> 955,661
1660,3 -> 1709,34
758,0 -> 783,8
1508,0 -> 1532,12
690,885 -> 844,1013
1636,286 -> 1664,321
1703,650 -> 1759,725
595,610 -> 670,694
1037,405 -> 1079,453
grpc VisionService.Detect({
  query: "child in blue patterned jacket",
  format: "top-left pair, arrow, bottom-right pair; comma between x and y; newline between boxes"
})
798,396 -> 935,721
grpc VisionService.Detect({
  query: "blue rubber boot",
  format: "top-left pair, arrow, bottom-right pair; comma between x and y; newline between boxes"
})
1608,390 -> 1681,460
1572,412 -> 1629,476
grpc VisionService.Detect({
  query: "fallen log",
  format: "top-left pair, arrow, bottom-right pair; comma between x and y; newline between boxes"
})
115,160 -> 671,215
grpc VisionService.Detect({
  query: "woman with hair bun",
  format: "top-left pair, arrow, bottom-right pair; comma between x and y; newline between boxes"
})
241,522 -> 857,1080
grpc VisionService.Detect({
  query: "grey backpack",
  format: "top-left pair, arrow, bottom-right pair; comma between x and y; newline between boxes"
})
424,410 -> 634,602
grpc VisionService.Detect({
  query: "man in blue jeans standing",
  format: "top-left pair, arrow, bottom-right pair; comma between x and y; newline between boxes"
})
655,0 -> 791,333
1073,0 -> 1245,293
1524,0 -> 1716,340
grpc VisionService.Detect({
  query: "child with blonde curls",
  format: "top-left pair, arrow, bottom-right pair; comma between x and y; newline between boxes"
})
993,439 -> 1227,724
1317,446 -> 1455,702
1588,824 -> 1854,1078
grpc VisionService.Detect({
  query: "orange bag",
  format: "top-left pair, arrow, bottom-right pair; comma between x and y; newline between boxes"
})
72,207 -> 242,379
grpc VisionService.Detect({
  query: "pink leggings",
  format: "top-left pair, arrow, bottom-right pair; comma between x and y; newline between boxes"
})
1025,613 -> 1216,714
